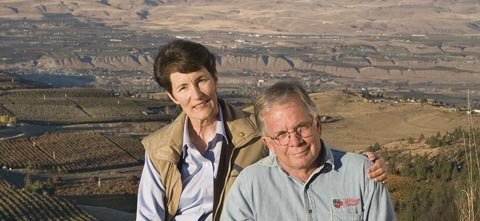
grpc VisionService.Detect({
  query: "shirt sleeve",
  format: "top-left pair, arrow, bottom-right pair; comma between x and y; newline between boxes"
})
363,162 -> 397,221
220,172 -> 255,221
136,153 -> 166,221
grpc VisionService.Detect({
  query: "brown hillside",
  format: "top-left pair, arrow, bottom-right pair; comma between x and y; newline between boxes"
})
311,91 -> 479,151
1,0 -> 479,35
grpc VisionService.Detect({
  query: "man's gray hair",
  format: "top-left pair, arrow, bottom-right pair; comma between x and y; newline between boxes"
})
254,81 -> 318,135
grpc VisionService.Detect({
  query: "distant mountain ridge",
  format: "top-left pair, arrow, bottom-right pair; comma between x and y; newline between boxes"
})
1,0 -> 480,86
1,0 -> 479,35
34,54 -> 310,73
32,53 -> 480,85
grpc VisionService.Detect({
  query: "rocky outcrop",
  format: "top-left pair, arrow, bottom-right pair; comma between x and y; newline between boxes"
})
35,54 -> 315,73
36,54 -> 155,72
37,55 -> 94,69
90,55 -> 154,71
216,55 -> 314,73
33,53 -> 480,84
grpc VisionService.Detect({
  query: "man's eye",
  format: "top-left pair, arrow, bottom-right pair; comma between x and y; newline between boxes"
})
297,125 -> 308,132
276,132 -> 288,140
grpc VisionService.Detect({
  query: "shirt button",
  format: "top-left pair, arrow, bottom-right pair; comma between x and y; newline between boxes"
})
206,188 -> 213,195
240,132 -> 245,137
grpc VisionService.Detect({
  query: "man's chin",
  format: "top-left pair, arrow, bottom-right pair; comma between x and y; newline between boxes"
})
290,158 -> 317,169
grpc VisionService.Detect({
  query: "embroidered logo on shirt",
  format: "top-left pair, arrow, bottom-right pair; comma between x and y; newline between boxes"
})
333,199 -> 343,208
333,198 -> 360,208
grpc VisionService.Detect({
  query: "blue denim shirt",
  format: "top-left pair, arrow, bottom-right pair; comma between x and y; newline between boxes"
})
221,142 -> 396,221
137,108 -> 227,221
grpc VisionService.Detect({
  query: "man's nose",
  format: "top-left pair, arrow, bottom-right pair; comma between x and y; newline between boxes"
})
288,132 -> 304,146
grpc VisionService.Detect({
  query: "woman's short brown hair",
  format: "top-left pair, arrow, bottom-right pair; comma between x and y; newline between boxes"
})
153,39 -> 217,93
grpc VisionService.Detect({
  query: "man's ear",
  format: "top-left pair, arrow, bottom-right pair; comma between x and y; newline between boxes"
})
315,115 -> 322,136
166,92 -> 180,105
262,137 -> 276,154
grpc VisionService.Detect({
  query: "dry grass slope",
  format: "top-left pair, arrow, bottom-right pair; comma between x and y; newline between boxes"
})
311,91 -> 480,151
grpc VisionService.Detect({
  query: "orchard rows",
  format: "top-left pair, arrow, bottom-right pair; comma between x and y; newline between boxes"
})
0,132 -> 144,172
0,179 -> 94,220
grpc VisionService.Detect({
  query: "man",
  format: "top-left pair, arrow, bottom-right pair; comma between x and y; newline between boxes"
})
136,40 -> 388,221
222,81 -> 396,221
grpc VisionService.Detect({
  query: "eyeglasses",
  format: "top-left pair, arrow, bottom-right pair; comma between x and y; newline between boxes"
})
266,119 -> 316,146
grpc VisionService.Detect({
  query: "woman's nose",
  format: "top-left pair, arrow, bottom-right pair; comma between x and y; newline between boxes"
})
190,85 -> 203,99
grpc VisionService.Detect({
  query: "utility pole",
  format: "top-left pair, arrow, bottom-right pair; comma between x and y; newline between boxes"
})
467,89 -> 471,115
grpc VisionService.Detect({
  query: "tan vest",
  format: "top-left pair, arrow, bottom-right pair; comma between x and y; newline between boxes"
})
142,100 -> 268,221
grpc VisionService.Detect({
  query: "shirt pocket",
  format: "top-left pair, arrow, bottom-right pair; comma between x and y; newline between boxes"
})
331,211 -> 363,221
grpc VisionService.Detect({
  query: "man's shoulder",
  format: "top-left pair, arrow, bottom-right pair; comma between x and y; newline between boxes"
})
327,147 -> 371,169
254,155 -> 278,167
331,148 -> 369,161
323,147 -> 373,188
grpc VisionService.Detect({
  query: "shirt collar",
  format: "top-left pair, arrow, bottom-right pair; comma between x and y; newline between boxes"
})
181,104 -> 228,159
319,139 -> 336,170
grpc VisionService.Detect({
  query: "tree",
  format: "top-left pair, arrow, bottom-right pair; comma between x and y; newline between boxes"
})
414,155 -> 429,180
419,133 -> 425,141
408,137 -> 415,144
368,142 -> 381,152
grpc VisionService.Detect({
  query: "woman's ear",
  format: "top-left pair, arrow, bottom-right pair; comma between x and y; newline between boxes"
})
166,92 -> 179,105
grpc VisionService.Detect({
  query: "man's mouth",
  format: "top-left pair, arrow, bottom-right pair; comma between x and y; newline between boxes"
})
291,146 -> 309,156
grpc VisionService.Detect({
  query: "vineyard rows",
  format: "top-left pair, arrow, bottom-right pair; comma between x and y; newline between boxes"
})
4,104 -> 91,122
0,137 -> 52,169
0,179 -> 94,220
0,88 -> 170,124
0,132 -> 145,172
4,88 -> 112,98
103,135 -> 145,162
0,105 -> 13,116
